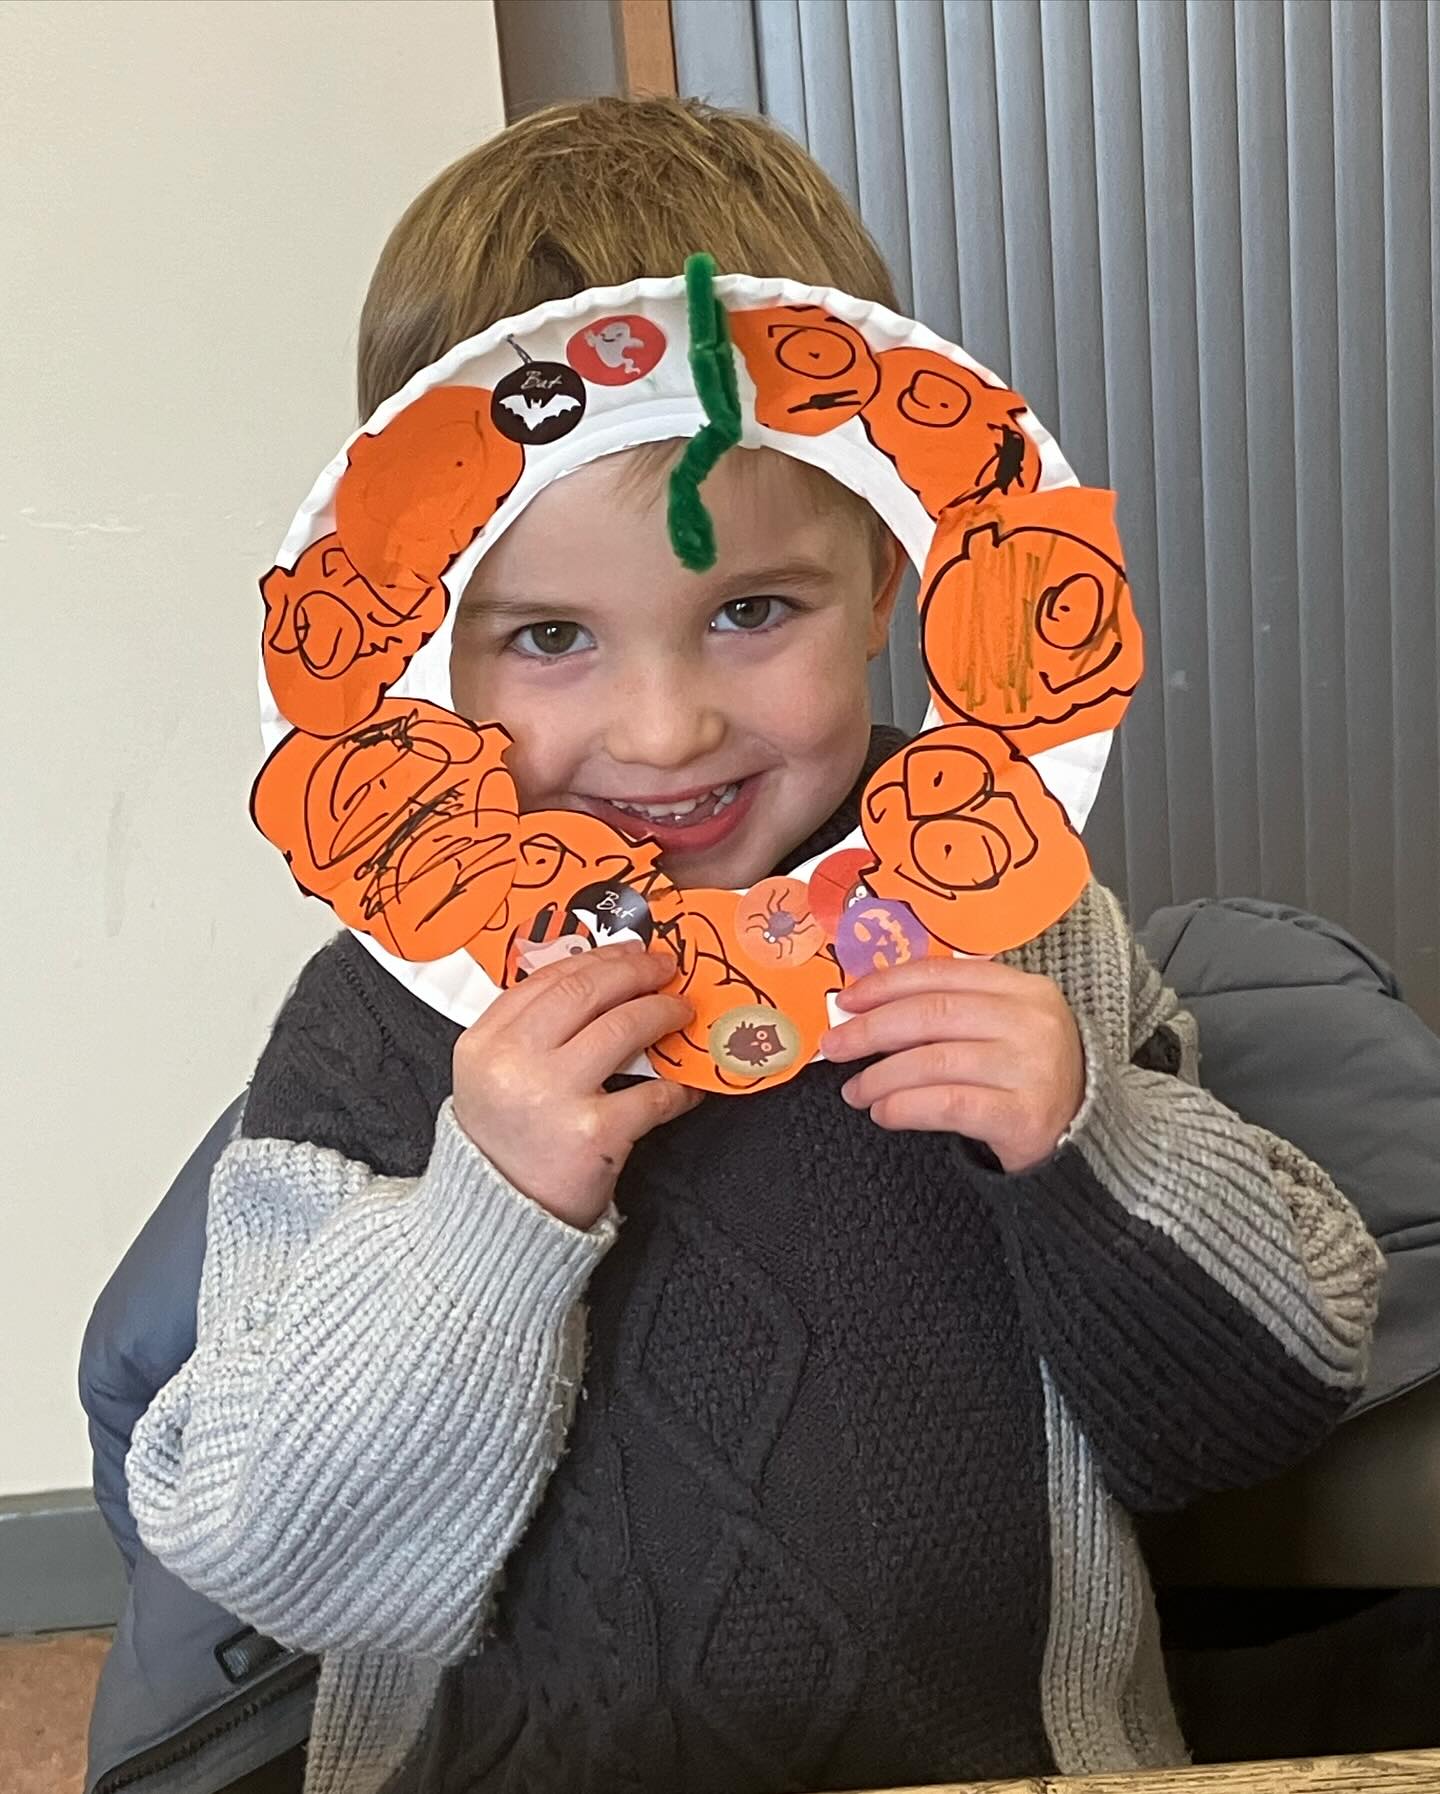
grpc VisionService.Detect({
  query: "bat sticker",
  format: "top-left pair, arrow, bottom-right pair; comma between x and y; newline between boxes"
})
490,342 -> 587,444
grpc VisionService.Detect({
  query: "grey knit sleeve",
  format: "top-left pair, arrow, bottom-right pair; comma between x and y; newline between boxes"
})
125,1099 -> 618,1662
989,886 -> 1384,1511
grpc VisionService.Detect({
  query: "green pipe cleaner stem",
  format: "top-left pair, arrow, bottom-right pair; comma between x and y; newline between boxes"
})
668,253 -> 743,572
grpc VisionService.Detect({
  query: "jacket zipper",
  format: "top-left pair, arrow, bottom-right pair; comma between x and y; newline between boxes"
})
93,1654 -> 320,1793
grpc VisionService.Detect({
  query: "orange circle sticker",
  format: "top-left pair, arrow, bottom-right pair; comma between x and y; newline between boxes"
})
734,876 -> 823,969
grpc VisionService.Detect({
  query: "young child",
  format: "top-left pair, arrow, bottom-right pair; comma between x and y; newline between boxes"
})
124,97 -> 1382,1794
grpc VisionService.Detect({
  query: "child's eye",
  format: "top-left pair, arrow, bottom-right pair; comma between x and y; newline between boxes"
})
509,620 -> 593,660
711,597 -> 792,634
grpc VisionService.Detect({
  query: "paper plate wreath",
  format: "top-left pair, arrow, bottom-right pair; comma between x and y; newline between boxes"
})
255,256 -> 1143,1094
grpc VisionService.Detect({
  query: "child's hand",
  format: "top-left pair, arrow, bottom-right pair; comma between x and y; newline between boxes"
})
452,943 -> 699,1230
820,959 -> 1085,1173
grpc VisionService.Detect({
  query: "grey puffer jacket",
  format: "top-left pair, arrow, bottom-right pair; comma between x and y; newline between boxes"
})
79,898 -> 1440,1794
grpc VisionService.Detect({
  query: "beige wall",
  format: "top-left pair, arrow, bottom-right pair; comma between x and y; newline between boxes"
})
0,0 -> 505,1497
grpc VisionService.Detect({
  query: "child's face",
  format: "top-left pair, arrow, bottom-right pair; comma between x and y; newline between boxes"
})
451,447 -> 900,889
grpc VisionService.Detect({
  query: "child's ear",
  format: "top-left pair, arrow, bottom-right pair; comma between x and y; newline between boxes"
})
866,531 -> 907,658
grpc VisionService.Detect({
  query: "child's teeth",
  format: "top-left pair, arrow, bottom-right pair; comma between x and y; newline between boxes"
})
615,781 -> 740,822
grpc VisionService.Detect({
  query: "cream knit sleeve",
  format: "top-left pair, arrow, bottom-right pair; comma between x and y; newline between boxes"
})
126,1098 -> 617,1662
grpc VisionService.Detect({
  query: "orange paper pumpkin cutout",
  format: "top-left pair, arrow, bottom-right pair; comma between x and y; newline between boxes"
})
861,726 -> 1089,956
466,810 -> 680,985
729,304 -> 880,435
335,386 -> 525,597
260,534 -> 445,738
861,348 -> 1040,520
252,699 -> 519,962
648,889 -> 841,1094
920,488 -> 1143,754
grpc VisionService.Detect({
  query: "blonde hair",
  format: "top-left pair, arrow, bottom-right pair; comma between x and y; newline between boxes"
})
357,95 -> 898,419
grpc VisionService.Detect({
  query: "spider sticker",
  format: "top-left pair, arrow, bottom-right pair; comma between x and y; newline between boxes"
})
734,876 -> 823,968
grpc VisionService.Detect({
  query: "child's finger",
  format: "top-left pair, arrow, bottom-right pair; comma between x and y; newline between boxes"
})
833,955 -> 1019,1014
839,1041 -> 1013,1110
866,1082 -> 1012,1139
822,990 -> 1021,1061
562,992 -> 696,1086
495,944 -> 678,1050
603,1074 -> 704,1145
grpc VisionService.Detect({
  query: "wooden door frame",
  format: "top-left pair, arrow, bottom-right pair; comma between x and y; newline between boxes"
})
614,0 -> 676,98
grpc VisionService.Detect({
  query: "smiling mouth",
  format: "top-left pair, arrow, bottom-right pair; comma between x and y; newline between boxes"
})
600,781 -> 744,828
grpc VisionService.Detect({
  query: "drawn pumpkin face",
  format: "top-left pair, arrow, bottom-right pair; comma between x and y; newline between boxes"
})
861,725 -> 1089,955
729,304 -> 880,435
260,534 -> 445,738
466,810 -> 679,985
862,348 -> 1039,519
251,699 -> 518,962
335,386 -> 525,597
648,888 -> 840,1093
919,487 -> 1143,753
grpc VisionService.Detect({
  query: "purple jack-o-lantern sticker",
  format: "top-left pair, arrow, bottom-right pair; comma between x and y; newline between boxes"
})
834,897 -> 933,981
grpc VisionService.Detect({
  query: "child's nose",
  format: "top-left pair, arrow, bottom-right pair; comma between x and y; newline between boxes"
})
603,669 -> 726,769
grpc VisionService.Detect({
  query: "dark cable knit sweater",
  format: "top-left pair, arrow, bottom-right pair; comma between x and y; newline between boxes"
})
129,729 -> 1382,1794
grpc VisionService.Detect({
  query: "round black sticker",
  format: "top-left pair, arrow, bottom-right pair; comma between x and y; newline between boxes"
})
491,359 -> 587,444
564,880 -> 654,949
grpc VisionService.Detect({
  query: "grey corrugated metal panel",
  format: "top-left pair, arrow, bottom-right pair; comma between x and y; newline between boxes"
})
1285,0 -> 1351,927
1333,1 -> 1397,965
755,0 -> 806,141
1139,0 -> 1219,906
1235,0 -> 1306,904
847,0 -> 916,316
1091,0 -> 1175,927
798,0 -> 861,210
846,0 -> 918,726
897,1 -> 963,335
1189,1 -> 1264,899
671,0 -> 760,109
1382,0 -> 1440,1024
994,0 -> 1061,433
944,2 -> 1013,377
676,0 -> 1438,1022
1037,0 -> 1128,893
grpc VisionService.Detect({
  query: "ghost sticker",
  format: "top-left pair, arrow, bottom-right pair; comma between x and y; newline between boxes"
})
491,340 -> 587,444
834,898 -> 933,981
506,904 -> 595,981
566,315 -> 666,385
708,1004 -> 802,1080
